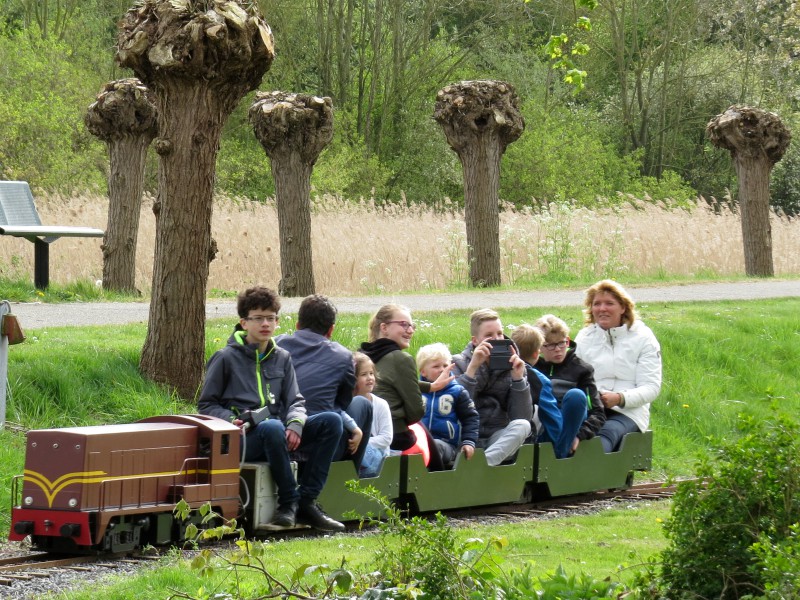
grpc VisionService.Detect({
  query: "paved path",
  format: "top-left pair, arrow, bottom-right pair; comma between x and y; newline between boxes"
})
7,280 -> 800,329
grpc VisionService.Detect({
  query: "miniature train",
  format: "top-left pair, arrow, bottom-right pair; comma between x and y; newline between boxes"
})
8,414 -> 652,554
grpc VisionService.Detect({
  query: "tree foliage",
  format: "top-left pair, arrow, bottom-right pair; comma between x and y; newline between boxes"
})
0,0 -> 798,210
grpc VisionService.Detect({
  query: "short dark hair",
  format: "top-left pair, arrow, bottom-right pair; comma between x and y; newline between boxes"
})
297,294 -> 337,335
237,286 -> 281,319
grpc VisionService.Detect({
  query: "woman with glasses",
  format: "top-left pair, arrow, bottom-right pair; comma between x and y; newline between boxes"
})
574,280 -> 662,452
530,315 -> 606,458
360,303 -> 446,470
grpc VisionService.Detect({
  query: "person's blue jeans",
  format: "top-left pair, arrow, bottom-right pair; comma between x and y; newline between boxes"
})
359,444 -> 386,478
334,395 -> 373,469
244,412 -> 343,506
538,388 -> 587,458
598,411 -> 638,452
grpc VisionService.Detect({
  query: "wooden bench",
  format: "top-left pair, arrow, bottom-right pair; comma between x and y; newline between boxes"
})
0,181 -> 104,289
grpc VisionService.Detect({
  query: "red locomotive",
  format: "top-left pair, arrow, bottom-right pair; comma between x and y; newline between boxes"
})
9,414 -> 241,554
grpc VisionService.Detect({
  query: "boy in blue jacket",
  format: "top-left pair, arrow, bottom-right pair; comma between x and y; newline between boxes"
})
510,324 -> 566,457
416,343 -> 480,467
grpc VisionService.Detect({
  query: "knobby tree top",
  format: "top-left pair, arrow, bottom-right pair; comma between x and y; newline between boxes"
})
706,105 -> 791,165
85,78 -> 158,142
249,91 -> 334,164
433,80 -> 524,153
116,0 -> 275,102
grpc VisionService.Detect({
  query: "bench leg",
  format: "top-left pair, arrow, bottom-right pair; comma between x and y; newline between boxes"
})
34,238 -> 50,289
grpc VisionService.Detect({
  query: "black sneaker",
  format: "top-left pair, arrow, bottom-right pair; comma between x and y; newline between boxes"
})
297,500 -> 345,532
270,502 -> 298,528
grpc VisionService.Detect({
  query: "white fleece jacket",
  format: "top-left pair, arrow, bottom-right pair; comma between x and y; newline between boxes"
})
574,320 -> 662,432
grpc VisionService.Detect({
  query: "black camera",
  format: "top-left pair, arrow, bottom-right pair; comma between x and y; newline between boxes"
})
488,338 -> 513,371
240,406 -> 271,430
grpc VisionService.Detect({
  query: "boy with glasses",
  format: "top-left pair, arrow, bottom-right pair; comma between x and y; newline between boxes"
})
528,314 -> 606,458
198,286 -> 345,531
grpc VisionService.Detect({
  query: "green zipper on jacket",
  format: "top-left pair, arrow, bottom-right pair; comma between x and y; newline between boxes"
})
256,343 -> 275,406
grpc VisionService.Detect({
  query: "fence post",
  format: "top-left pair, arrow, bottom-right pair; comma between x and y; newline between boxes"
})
0,300 -> 10,428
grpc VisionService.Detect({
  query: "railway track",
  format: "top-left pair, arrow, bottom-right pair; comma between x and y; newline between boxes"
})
0,481 -> 677,583
0,481 -> 675,598
439,480 -> 678,524
0,552 -> 158,586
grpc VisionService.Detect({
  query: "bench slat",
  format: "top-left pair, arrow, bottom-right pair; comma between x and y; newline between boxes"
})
0,225 -> 104,238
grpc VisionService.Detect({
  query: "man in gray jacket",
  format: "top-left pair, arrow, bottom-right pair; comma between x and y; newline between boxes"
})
198,286 -> 345,531
451,308 -> 533,466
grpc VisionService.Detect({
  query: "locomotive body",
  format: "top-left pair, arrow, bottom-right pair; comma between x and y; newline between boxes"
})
9,414 -> 240,553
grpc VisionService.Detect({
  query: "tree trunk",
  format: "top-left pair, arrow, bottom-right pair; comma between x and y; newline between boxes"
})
734,156 -> 774,276
85,78 -> 157,294
461,135 -> 502,287
117,0 -> 275,399
706,105 -> 791,278
272,153 -> 315,297
249,92 -> 333,298
434,80 -> 524,287
103,136 -> 150,292
139,84 -> 224,398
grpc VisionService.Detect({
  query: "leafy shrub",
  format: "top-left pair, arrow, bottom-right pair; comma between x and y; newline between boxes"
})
750,522 -> 800,599
0,31 -> 106,191
500,100 -> 645,208
656,414 -> 800,599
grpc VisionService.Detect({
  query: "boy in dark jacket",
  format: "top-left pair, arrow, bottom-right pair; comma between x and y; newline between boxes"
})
451,309 -> 532,466
531,314 -> 606,458
416,343 -> 480,468
198,286 -> 344,531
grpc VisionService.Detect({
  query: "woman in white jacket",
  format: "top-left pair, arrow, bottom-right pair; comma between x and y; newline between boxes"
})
574,280 -> 662,452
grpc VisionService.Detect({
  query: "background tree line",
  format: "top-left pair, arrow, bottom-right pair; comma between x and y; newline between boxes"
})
1,0 -> 799,215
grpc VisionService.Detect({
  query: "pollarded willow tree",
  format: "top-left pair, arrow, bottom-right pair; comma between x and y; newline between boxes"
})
706,105 -> 791,277
433,80 -> 524,287
85,78 -> 158,293
249,92 -> 334,297
117,0 -> 275,398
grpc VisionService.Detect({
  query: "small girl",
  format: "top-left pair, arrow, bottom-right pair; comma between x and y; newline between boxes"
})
353,352 -> 393,478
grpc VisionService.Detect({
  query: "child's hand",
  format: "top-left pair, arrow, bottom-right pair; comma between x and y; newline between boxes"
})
461,444 -> 475,460
348,427 -> 363,453
429,362 -> 455,391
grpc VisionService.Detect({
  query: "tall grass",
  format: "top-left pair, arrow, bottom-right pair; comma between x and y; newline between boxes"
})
1,193 -> 798,296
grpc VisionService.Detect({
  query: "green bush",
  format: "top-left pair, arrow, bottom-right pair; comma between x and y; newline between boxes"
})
656,414 -> 800,599
500,100 -> 646,208
750,523 -> 800,599
0,31 -> 106,191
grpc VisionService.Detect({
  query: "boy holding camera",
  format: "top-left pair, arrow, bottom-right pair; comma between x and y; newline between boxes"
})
451,309 -> 532,466
198,286 -> 345,531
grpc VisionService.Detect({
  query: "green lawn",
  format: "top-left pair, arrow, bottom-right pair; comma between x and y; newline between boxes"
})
1,297 -> 798,598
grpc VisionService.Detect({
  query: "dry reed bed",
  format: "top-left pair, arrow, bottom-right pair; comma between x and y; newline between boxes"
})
1,193 -> 798,295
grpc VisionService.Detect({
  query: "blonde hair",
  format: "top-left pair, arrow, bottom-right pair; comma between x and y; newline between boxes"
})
583,279 -> 638,328
353,351 -> 375,376
415,342 -> 452,372
469,308 -> 500,337
510,324 -> 544,361
367,303 -> 409,342
535,314 -> 570,341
